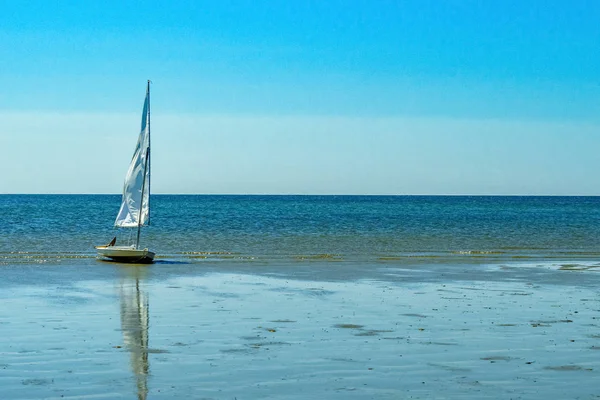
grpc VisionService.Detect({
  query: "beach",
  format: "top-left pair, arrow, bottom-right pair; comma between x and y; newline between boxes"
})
1,258 -> 599,399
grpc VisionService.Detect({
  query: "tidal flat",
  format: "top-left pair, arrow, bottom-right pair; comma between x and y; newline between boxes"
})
1,260 -> 599,399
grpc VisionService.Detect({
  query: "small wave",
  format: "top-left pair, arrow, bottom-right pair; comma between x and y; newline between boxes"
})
294,254 -> 343,261
0,251 -> 93,264
180,251 -> 239,255
178,251 -> 258,261
453,250 -> 505,255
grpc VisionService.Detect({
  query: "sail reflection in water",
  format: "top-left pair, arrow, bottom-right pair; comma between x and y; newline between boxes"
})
119,270 -> 149,400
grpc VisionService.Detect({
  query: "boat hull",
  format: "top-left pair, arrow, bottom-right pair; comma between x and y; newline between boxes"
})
96,246 -> 155,264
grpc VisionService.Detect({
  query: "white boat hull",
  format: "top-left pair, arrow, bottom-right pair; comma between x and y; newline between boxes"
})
96,246 -> 155,264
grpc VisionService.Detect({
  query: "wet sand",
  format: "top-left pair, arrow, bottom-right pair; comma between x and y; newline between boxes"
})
1,260 -> 599,399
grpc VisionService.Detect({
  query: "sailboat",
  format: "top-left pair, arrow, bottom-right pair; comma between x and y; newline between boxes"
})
96,81 -> 155,263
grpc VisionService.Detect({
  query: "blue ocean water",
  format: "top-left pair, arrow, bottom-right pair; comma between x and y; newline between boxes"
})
1,195 -> 600,265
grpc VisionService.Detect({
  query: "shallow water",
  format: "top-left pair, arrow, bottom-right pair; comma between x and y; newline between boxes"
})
1,261 -> 599,399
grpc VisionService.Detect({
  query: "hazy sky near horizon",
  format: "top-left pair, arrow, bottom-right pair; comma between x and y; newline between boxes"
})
1,1 -> 600,194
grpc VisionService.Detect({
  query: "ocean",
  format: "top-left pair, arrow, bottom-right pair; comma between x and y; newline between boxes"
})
1,194 -> 600,265
2,195 -> 600,399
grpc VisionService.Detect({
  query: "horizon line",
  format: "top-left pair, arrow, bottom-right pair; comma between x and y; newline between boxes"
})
1,193 -> 600,197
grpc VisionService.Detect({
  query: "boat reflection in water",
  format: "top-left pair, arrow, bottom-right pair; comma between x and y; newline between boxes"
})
119,268 -> 150,400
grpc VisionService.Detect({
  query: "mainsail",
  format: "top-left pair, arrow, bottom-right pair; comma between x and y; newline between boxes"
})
115,84 -> 151,228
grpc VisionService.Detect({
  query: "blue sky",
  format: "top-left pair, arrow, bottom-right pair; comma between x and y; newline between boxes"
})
1,1 -> 600,194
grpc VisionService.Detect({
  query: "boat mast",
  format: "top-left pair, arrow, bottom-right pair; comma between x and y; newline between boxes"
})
136,80 -> 151,249
147,80 -> 151,226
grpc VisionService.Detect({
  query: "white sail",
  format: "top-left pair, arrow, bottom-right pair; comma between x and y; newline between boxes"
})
115,86 -> 151,228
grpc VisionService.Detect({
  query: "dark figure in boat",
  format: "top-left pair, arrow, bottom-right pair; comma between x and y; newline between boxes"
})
107,237 -> 117,247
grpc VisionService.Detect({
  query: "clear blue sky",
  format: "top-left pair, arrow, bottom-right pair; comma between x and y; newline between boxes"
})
1,0 -> 600,194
